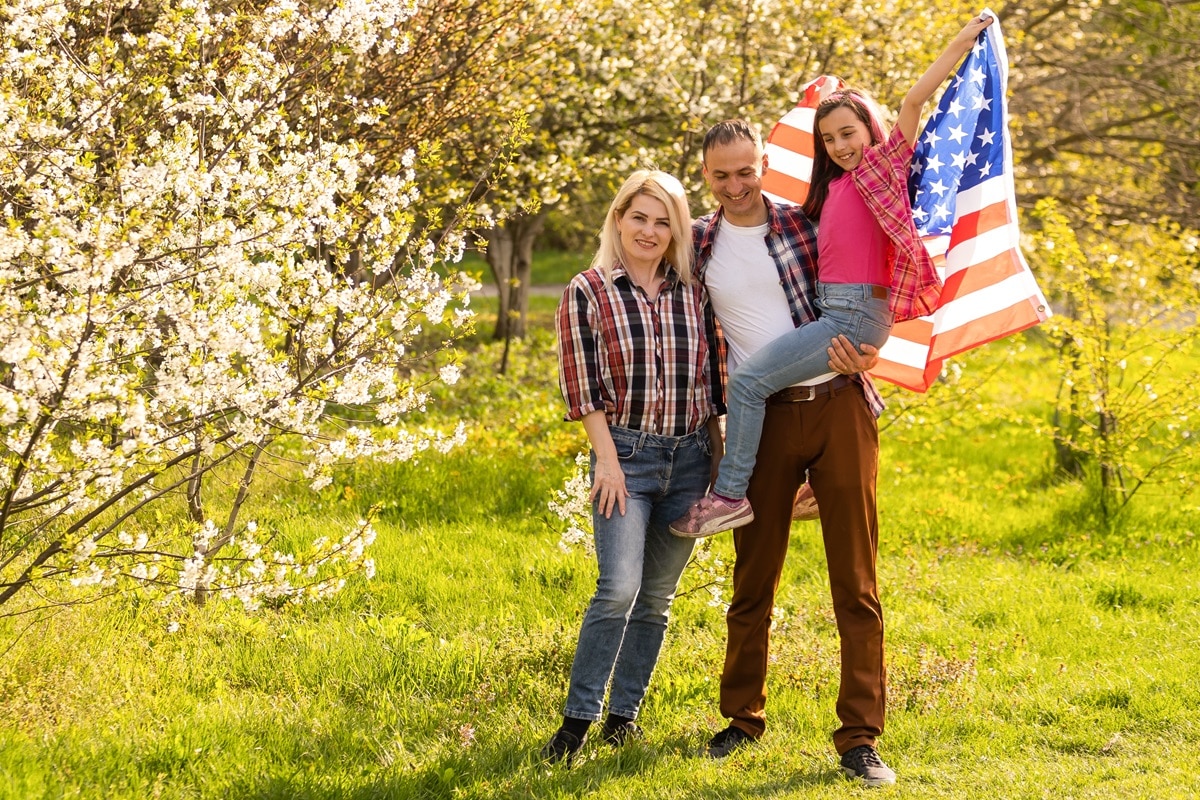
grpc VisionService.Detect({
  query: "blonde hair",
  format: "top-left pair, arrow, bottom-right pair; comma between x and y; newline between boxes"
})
592,169 -> 694,286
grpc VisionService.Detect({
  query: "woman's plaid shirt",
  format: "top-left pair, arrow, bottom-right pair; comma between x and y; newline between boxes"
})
556,264 -> 722,437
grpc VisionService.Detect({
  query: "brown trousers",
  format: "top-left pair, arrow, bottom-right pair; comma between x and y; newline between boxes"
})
720,381 -> 885,755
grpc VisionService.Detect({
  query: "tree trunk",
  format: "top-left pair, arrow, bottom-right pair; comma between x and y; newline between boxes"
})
485,212 -> 546,342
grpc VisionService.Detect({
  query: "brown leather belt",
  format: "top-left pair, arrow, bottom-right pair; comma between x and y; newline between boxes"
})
868,285 -> 890,299
767,374 -> 855,404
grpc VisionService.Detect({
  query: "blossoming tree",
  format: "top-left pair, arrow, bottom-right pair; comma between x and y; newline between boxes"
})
0,1 -> 490,611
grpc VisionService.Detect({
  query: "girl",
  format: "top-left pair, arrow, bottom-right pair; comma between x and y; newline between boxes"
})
671,14 -> 994,538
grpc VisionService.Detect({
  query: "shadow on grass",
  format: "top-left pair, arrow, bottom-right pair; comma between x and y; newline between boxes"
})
227,737 -> 846,799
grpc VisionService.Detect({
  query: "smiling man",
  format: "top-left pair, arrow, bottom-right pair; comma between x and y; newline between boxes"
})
690,118 -> 895,787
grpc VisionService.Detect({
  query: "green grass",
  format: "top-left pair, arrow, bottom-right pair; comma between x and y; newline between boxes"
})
457,249 -> 590,287
2,320 -> 1199,799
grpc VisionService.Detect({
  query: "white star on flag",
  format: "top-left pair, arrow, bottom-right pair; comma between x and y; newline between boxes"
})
760,9 -> 1051,391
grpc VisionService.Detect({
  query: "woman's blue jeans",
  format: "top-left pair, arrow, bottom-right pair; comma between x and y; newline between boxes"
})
714,282 -> 893,500
563,424 -> 711,721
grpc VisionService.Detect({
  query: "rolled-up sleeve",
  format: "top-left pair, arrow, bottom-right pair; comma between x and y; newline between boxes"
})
555,281 -> 605,422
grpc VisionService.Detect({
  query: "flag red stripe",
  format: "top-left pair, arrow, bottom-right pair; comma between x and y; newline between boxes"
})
868,359 -> 931,392
891,316 -> 935,342
767,124 -> 815,160
928,299 -> 1047,360
869,317 -> 934,389
761,171 -> 812,204
947,201 -> 1012,249
941,248 -> 1029,297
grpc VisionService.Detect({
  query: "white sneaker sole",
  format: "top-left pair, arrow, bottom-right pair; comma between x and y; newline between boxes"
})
669,508 -> 755,538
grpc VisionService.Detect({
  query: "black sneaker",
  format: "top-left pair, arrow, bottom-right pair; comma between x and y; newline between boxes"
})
539,728 -> 586,766
840,744 -> 897,787
704,725 -> 755,758
601,720 -> 643,747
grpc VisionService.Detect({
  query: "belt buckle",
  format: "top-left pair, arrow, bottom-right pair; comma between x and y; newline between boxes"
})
793,385 -> 817,402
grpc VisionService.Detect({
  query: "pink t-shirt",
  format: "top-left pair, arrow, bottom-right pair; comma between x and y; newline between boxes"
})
816,172 -> 890,286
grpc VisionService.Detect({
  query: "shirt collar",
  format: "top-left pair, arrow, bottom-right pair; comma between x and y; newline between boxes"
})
611,262 -> 680,288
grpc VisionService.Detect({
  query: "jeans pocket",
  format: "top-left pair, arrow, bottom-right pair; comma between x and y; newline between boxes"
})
855,312 -> 893,349
607,429 -> 642,461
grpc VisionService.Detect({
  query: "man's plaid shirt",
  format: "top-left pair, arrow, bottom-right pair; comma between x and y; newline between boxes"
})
693,200 -> 885,417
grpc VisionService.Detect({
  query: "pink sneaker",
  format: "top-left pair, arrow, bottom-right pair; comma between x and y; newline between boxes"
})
669,494 -> 755,538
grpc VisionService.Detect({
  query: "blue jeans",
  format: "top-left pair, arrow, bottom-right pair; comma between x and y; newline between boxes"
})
714,282 -> 892,500
563,425 -> 711,721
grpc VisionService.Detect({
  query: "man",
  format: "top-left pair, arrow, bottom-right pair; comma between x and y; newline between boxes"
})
692,118 -> 895,788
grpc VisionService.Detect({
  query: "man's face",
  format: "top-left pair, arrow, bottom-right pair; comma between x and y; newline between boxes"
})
702,138 -> 767,225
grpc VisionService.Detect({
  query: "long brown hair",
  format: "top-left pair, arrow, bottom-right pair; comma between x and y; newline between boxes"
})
801,90 -> 888,221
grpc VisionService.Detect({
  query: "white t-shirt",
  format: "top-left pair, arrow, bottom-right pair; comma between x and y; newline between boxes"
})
704,219 -> 834,385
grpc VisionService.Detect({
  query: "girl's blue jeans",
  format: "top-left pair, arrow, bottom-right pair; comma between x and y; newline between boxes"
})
714,282 -> 893,500
563,424 -> 711,721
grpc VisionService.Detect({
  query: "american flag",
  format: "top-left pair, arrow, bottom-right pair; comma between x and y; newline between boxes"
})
762,11 -> 1050,391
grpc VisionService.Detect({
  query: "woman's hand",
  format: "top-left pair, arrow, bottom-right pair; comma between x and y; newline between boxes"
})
580,411 -> 629,518
590,457 -> 629,518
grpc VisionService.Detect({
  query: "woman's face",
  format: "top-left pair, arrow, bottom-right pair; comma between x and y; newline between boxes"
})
617,193 -> 673,272
819,105 -> 872,172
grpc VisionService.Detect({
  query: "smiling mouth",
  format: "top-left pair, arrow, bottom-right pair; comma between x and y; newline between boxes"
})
727,191 -> 750,202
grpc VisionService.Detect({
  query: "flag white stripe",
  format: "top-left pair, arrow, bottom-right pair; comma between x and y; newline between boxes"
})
777,106 -> 817,130
878,334 -> 932,368
934,271 -> 1046,331
924,236 -> 950,259
945,223 -> 1022,272
762,189 -> 797,206
952,174 -> 1011,215
763,143 -> 813,182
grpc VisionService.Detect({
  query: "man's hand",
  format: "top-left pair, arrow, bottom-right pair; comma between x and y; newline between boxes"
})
827,335 -> 880,374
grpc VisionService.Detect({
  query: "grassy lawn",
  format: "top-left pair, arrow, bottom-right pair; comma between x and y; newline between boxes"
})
457,249 -> 589,287
1,300 -> 1198,799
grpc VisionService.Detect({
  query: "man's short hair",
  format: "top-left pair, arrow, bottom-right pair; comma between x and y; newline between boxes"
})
702,119 -> 762,161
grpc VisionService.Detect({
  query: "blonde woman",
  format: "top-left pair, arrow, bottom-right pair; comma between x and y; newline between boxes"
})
543,170 -> 724,764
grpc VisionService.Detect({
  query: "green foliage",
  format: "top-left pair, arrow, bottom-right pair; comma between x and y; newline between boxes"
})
458,250 -> 589,287
1024,199 -> 1200,522
4,315 -> 1199,799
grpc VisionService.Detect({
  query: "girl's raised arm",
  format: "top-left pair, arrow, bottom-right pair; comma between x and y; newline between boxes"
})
896,14 -> 994,147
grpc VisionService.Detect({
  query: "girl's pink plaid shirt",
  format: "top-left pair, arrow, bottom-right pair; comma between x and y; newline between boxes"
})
850,125 -> 943,322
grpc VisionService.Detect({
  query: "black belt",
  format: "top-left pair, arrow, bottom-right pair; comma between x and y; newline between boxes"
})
767,374 -> 855,404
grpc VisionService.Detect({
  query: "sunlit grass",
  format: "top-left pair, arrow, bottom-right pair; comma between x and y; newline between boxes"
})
1,319 -> 1198,799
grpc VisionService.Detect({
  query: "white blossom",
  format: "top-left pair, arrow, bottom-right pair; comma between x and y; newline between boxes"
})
0,0 -> 474,612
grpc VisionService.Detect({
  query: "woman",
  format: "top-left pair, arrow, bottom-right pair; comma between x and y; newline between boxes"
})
543,169 -> 724,765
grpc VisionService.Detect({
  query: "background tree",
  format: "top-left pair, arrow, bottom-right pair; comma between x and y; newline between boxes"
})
1004,0 -> 1200,227
1026,200 -> 1199,521
0,0 -> 498,612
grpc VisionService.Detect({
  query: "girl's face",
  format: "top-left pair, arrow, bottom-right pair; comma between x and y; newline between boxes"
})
819,105 -> 873,172
617,193 -> 673,272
